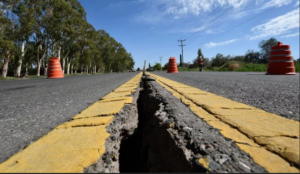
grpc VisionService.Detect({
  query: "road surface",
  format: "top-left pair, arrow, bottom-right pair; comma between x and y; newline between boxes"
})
152,71 -> 299,121
0,72 -> 139,163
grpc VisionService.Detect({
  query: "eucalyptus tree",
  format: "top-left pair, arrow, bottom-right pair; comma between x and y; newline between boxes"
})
0,0 -> 18,77
23,40 -> 35,75
1,0 -> 135,77
31,0 -> 52,76
76,22 -> 93,73
12,0 -> 35,77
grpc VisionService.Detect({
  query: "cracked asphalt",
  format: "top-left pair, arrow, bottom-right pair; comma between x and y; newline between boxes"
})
0,72 -> 139,163
152,71 -> 299,122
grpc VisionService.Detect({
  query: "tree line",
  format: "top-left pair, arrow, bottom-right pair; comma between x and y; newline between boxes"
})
0,0 -> 135,78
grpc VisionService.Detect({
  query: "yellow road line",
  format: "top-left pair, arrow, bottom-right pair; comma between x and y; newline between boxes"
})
148,73 -> 299,173
0,73 -> 143,173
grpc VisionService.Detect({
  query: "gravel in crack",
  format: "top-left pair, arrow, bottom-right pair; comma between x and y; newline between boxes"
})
147,76 -> 268,173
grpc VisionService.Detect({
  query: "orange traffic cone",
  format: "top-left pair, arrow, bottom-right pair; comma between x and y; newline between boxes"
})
266,42 -> 296,75
48,57 -> 64,79
167,57 -> 178,73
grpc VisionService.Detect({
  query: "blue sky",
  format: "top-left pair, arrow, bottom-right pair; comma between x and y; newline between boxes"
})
78,0 -> 299,69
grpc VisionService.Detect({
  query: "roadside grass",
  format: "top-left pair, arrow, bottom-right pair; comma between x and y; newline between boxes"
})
178,61 -> 300,73
295,62 -> 300,72
0,72 -> 107,81
177,67 -> 199,71
28,75 -> 47,78
0,76 -> 21,81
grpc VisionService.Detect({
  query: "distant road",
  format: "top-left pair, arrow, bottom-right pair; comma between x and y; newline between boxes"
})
0,72 -> 139,163
152,71 -> 299,121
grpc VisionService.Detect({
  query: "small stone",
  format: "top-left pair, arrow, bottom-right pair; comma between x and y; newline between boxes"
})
104,168 -> 110,173
198,135 -> 203,140
179,131 -> 186,137
112,155 -> 117,161
111,136 -> 117,141
196,157 -> 221,172
183,126 -> 193,131
204,144 -> 214,151
163,119 -> 175,128
105,158 -> 112,164
174,124 -> 180,130
214,154 -> 229,164
209,159 -> 221,171
239,162 -> 251,172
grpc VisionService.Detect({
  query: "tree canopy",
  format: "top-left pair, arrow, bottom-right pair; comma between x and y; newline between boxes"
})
0,0 -> 135,78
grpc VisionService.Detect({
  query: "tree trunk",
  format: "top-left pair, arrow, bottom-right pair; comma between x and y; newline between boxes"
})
81,65 -> 83,74
94,66 -> 96,74
44,60 -> 48,76
58,46 -> 61,60
86,66 -> 88,74
89,62 -> 92,74
1,51 -> 10,78
16,41 -> 25,77
71,64 -> 73,74
25,63 -> 28,76
67,62 -> 70,75
36,44 -> 42,76
37,59 -> 42,76
62,58 -> 65,74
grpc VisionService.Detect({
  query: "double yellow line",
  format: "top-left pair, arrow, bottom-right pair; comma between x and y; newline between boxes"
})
1,72 -> 298,173
0,73 -> 142,173
148,73 -> 299,173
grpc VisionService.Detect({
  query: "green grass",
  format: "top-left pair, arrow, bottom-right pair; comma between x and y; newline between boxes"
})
234,63 -> 268,72
0,72 -> 106,81
28,75 -> 47,78
295,62 -> 300,72
177,61 -> 300,73
177,67 -> 199,71
0,76 -> 20,81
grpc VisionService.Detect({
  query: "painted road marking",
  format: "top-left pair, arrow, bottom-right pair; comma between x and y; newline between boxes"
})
148,73 -> 299,173
0,73 -> 143,173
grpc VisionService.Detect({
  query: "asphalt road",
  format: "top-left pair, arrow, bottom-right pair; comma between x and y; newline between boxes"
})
0,72 -> 139,163
152,71 -> 299,122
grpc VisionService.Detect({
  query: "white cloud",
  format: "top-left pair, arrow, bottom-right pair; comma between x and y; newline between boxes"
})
107,1 -> 125,8
163,0 -> 249,17
294,1 -> 300,7
259,0 -> 293,10
206,29 -> 215,34
134,13 -> 162,24
132,0 -> 150,3
256,0 -> 264,5
281,32 -> 300,38
132,0 -> 251,24
249,9 -> 299,40
205,39 -> 238,48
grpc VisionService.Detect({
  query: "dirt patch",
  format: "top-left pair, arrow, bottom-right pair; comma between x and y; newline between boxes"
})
229,63 -> 240,71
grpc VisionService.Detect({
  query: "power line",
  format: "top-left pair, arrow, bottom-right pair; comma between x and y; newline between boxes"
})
184,6 -> 233,41
159,56 -> 162,70
185,5 -> 279,53
181,5 -> 224,40
178,39 -> 186,66
185,3 -> 255,44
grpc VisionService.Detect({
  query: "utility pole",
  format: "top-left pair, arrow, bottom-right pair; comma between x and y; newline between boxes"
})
159,57 -> 162,71
178,39 -> 186,67
143,60 -> 146,75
